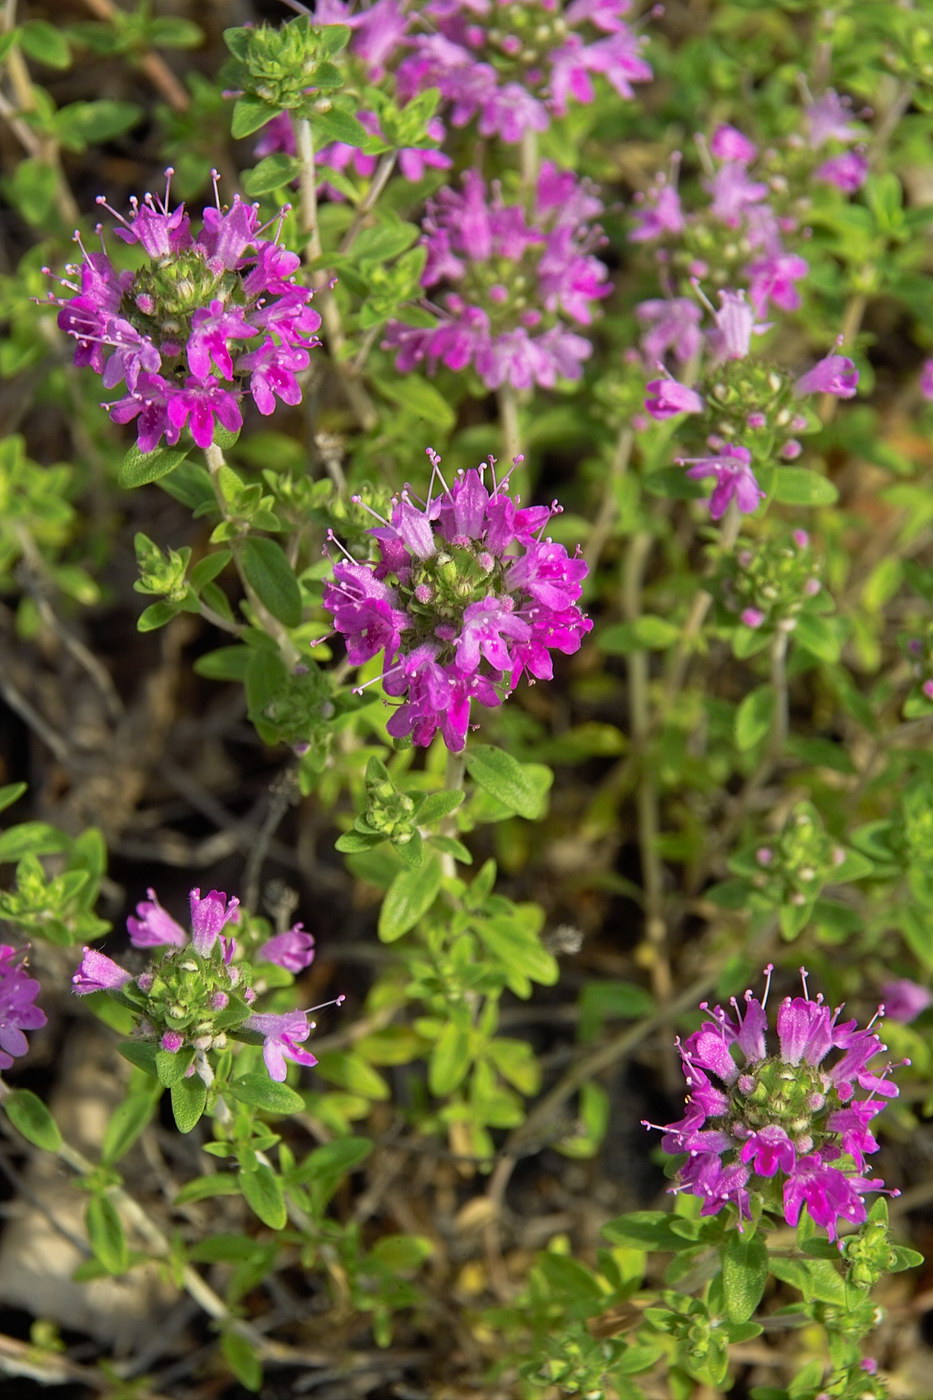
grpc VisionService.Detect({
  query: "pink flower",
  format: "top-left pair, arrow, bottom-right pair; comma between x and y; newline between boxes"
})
243,1009 -> 318,1081
384,165 -> 610,391
646,967 -> 900,1239
709,124 -> 757,164
259,925 -> 316,974
396,0 -> 651,142
815,150 -> 868,193
921,360 -> 933,401
644,378 -> 704,419
0,946 -> 46,1069
325,453 -> 592,751
680,445 -> 765,520
46,174 -> 320,454
72,947 -> 133,996
127,886 -> 239,956
879,978 -> 931,1024
795,354 -> 859,398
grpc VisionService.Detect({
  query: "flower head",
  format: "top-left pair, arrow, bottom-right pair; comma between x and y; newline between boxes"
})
396,0 -> 651,143
0,946 -> 47,1070
383,165 -> 610,391
880,978 -> 931,1024
324,452 -> 592,751
646,968 -> 901,1241
45,172 -> 320,453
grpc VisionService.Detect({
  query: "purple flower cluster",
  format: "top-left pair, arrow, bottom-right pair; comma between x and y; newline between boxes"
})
0,945 -> 46,1073
648,968 -> 901,1242
631,95 -> 867,324
46,174 -> 321,453
323,451 -> 592,751
73,888 -> 320,1083
383,164 -> 611,391
396,0 -> 651,142
641,288 -> 859,519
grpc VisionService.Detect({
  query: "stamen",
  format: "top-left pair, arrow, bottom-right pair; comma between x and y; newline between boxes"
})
761,963 -> 774,1008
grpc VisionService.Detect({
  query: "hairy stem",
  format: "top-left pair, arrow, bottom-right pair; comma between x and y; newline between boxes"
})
204,442 -> 301,666
294,116 -> 377,432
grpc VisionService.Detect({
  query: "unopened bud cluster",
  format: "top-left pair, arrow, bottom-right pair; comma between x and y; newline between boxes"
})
742,801 -> 846,910
719,528 -> 824,632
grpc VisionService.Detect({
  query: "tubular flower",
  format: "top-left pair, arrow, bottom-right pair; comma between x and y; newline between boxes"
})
646,968 -> 901,1241
323,451 -> 593,751
0,946 -> 47,1071
44,172 -> 321,452
395,0 -> 651,143
382,164 -> 611,391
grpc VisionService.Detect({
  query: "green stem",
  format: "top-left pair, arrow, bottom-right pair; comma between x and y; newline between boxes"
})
204,442 -> 301,667
439,747 -> 466,878
623,533 -> 672,1008
293,116 -> 377,433
662,503 -> 742,710
497,383 -> 522,466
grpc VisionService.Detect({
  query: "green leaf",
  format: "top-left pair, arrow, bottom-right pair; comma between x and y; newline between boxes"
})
598,616 -> 681,653
119,443 -> 191,489
721,1232 -> 768,1323
735,685 -> 776,750
473,915 -> 558,990
376,372 -> 455,429
0,821 -> 70,861
465,745 -> 552,820
101,1089 -> 159,1165
170,1076 -> 207,1134
429,1022 -> 471,1096
289,1136 -> 372,1190
239,1163 -> 287,1229
602,1210 -> 691,1251
85,1195 -> 130,1275
229,1073 -> 305,1115
3,1089 -> 62,1152
312,106 -> 375,147
0,782 -> 27,815
240,536 -> 303,627
54,100 -> 141,148
242,155 -> 301,196
314,1050 -> 390,1099
20,19 -> 70,67
137,601 -> 180,632
367,1234 -> 434,1271
117,1040 -> 159,1077
378,856 -> 442,942
231,94 -> 277,139
222,1330 -> 262,1393
156,1047 -> 195,1087
190,550 -> 232,592
417,790 -> 465,825
174,1175 -> 242,1206
889,1244 -> 924,1272
793,613 -> 842,662
770,468 -> 839,506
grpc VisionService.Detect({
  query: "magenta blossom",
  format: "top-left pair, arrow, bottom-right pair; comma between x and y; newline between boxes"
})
396,0 -> 651,143
324,451 -> 592,751
679,445 -> 765,520
646,967 -> 900,1241
880,978 -> 931,1024
243,1009 -> 318,1081
795,353 -> 859,399
72,947 -> 133,996
127,887 -> 240,957
45,172 -> 320,453
0,946 -> 47,1070
259,925 -> 316,974
383,164 -> 610,391
644,378 -> 704,419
